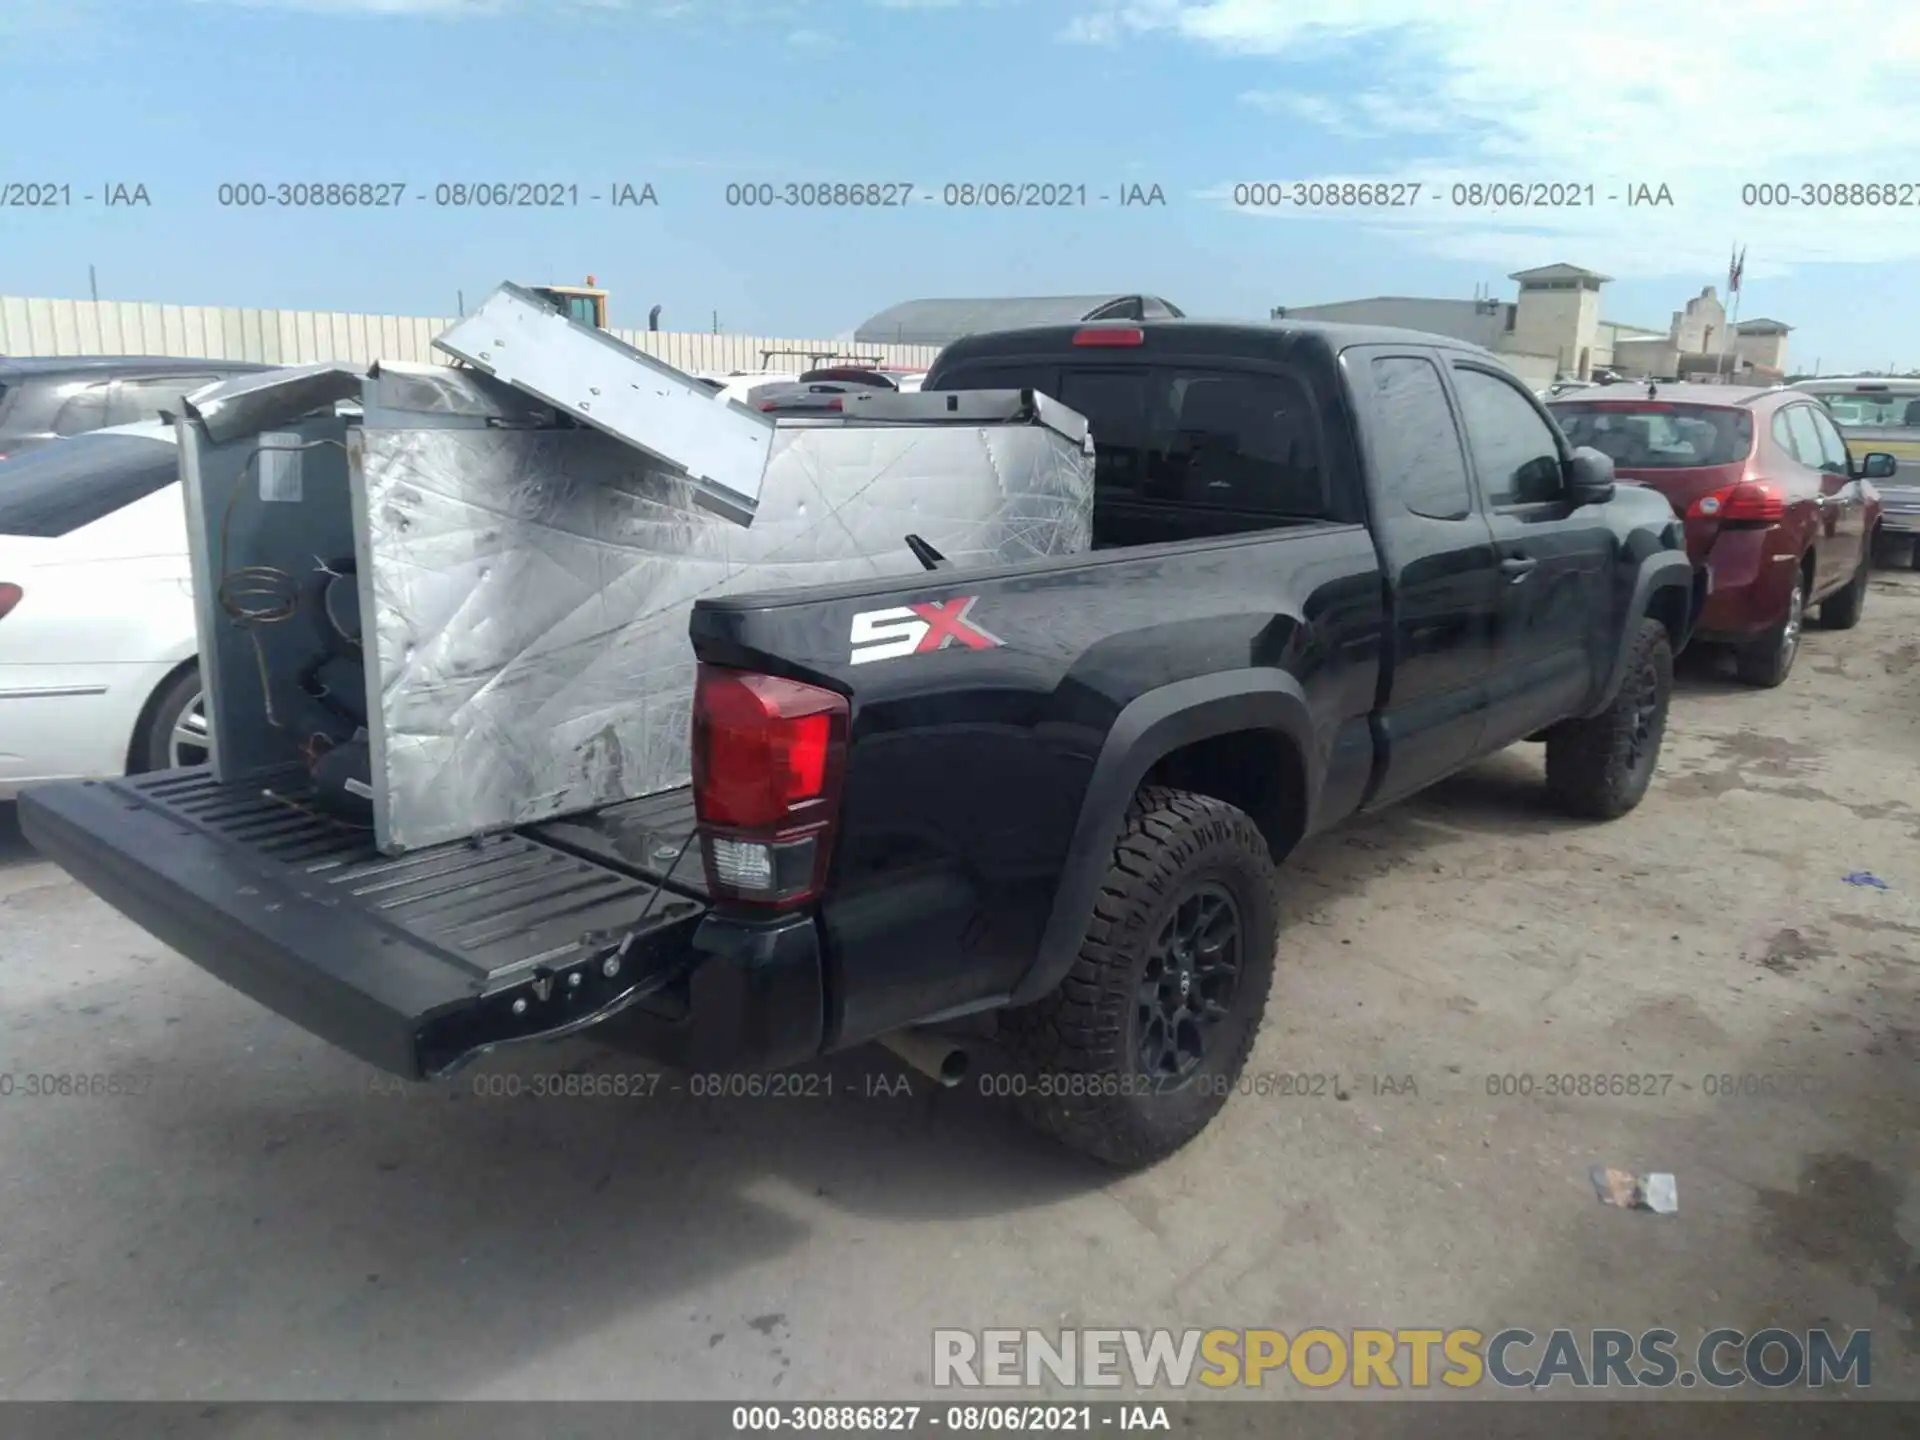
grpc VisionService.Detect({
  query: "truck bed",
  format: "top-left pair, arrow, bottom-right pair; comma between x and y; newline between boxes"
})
21,767 -> 711,1078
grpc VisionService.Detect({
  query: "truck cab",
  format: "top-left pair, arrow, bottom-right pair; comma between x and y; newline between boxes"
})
527,283 -> 608,329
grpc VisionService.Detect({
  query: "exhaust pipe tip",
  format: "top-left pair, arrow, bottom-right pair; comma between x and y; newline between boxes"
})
876,1028 -> 970,1087
931,1047 -> 969,1086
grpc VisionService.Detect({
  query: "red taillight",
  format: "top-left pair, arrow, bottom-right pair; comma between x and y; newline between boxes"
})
691,665 -> 849,907
0,583 -> 21,621
1073,326 -> 1144,347
1688,481 -> 1786,522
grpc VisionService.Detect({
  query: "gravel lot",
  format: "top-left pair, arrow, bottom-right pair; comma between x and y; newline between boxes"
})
1,573 -> 1915,1405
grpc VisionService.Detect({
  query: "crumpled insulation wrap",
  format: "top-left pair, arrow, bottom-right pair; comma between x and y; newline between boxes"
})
363,412 -> 1093,851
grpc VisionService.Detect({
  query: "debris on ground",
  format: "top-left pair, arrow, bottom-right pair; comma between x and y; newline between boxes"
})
1842,871 -> 1889,889
1591,1166 -> 1679,1214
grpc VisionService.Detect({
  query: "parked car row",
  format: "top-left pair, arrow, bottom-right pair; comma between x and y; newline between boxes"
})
1545,382 -> 1893,688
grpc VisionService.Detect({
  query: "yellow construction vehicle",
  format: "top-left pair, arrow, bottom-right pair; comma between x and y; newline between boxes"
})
527,276 -> 609,328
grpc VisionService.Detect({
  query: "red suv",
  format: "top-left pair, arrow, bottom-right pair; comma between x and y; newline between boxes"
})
1550,385 -> 1891,686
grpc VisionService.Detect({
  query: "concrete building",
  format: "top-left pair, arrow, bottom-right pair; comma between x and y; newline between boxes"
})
1732,319 -> 1793,373
1277,264 -> 1792,387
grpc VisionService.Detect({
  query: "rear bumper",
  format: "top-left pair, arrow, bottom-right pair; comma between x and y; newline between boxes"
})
594,911 -> 828,1073
1691,527 -> 1798,641
19,771 -> 825,1079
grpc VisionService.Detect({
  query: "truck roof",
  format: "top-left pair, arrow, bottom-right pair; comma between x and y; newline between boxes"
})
931,316 -> 1504,368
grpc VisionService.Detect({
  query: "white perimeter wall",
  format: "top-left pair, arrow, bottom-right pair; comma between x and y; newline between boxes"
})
0,295 -> 942,373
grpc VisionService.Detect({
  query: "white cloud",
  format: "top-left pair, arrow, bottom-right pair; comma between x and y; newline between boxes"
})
1069,0 -> 1920,277
198,0 -> 512,11
1239,87 -> 1449,139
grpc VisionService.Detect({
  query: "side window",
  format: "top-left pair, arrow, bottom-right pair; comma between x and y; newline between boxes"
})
1771,410 -> 1795,456
52,382 -> 110,436
105,376 -> 216,427
1450,366 -> 1564,506
1784,405 -> 1826,470
1364,355 -> 1473,520
1806,406 -> 1850,474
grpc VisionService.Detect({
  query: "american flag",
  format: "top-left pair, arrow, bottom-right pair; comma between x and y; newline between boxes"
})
1729,246 -> 1746,294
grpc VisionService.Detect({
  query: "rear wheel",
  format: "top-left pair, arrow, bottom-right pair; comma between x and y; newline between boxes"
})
1544,618 -> 1672,820
134,665 -> 209,774
1735,569 -> 1805,687
1817,546 -> 1870,630
1000,785 -> 1277,1168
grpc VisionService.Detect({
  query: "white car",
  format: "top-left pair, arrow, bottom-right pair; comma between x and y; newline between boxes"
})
713,372 -> 802,407
0,420 -> 204,798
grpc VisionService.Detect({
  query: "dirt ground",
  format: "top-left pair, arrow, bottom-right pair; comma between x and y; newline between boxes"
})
0,571 -> 1914,1408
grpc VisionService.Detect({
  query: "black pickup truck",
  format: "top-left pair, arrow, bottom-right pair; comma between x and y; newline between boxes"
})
19,319 -> 1702,1166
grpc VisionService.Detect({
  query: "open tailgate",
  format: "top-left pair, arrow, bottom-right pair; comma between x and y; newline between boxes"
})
19,768 -> 710,1078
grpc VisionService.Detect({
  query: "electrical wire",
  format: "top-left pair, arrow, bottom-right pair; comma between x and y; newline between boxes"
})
213,436 -> 347,729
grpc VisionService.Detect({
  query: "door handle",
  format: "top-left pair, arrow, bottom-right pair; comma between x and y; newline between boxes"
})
1500,556 -> 1538,581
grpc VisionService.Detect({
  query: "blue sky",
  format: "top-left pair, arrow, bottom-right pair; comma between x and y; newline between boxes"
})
4,0 -> 1917,371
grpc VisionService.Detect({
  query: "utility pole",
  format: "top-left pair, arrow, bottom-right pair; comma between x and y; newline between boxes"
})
458,290 -> 465,317
88,265 -> 98,302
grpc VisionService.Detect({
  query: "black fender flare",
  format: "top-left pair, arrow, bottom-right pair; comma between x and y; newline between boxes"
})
1008,669 -> 1317,1007
1584,549 -> 1697,718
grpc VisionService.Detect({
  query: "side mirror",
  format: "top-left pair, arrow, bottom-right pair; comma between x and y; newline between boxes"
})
1857,451 -> 1897,481
1567,446 -> 1617,505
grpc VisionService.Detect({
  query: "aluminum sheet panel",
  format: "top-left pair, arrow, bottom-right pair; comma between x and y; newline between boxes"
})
181,362 -> 368,443
433,282 -> 775,526
361,406 -> 1091,852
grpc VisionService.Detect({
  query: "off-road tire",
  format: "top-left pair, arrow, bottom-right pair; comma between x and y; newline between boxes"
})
1817,548 -> 1870,631
1735,567 -> 1806,688
1544,618 -> 1673,820
999,786 -> 1278,1168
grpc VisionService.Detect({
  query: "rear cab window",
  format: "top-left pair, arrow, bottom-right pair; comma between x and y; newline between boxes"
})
0,433 -> 180,537
1551,401 -> 1755,469
931,355 -> 1332,539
